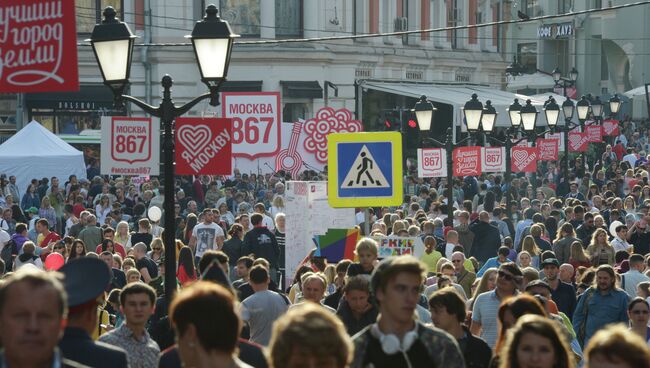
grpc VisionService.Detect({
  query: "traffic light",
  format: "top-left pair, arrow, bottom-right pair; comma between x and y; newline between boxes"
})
381,110 -> 401,131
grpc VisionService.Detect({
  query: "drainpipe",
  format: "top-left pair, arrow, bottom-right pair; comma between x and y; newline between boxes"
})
324,81 -> 339,107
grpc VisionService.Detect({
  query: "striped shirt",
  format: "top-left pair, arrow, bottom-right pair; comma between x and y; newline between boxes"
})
472,289 -> 516,348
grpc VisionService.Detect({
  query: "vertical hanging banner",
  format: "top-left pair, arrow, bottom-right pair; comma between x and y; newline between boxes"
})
0,1 -> 79,93
602,119 -> 620,136
453,146 -> 482,177
568,131 -> 589,152
175,118 -> 232,175
511,146 -> 538,173
545,132 -> 565,151
222,92 -> 281,159
417,148 -> 447,178
536,138 -> 559,161
101,117 -> 160,176
585,125 -> 603,142
482,147 -> 506,172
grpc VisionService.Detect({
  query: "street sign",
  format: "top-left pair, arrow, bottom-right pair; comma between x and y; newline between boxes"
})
101,117 -> 160,176
327,132 -> 402,208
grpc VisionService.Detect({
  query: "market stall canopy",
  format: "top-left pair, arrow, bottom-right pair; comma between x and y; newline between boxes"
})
0,121 -> 86,194
623,85 -> 650,98
361,81 -> 578,128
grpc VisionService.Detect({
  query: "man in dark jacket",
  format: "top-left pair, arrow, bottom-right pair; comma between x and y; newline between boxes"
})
576,212 -> 596,247
429,288 -> 492,368
242,213 -> 280,283
58,257 -> 128,368
336,276 -> 378,336
469,211 -> 502,264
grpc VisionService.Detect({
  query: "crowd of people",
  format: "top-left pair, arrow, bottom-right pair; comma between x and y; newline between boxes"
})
1,118 -> 650,367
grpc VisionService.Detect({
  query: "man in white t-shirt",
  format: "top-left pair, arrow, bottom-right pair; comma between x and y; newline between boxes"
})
189,209 -> 225,264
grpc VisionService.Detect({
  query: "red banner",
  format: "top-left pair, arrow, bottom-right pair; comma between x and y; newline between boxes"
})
0,1 -> 79,93
602,119 -> 620,136
536,138 -> 559,161
511,146 -> 538,173
175,118 -> 233,175
585,125 -> 603,142
568,131 -> 589,152
453,146 -> 482,176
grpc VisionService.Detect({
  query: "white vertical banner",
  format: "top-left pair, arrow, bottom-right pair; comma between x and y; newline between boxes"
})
482,146 -> 506,172
545,132 -> 565,151
417,148 -> 448,178
101,116 -> 160,176
285,181 -> 355,286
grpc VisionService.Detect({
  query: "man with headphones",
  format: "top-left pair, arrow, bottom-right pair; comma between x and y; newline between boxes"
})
350,255 -> 464,368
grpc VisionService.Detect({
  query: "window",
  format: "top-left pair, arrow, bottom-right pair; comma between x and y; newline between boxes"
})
283,103 -> 309,123
76,0 -> 123,34
219,0 -> 260,37
517,43 -> 537,72
276,0 -> 302,38
521,0 -> 539,17
447,0 -> 459,49
558,0 -> 572,14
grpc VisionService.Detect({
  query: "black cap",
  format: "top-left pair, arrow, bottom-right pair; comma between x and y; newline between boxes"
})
540,258 -> 560,268
525,279 -> 552,293
59,258 -> 111,307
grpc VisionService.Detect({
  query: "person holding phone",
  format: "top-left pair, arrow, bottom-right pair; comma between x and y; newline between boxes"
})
628,215 -> 650,255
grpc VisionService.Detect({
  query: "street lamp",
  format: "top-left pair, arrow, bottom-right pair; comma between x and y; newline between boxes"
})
413,95 -> 436,131
482,100 -> 497,133
576,96 -> 591,123
508,99 -> 523,128
414,98 -> 468,220
569,67 -> 579,83
90,5 -> 238,302
591,96 -> 603,120
544,97 -> 560,128
520,100 -> 538,132
552,67 -> 562,84
609,94 -> 621,116
463,93 -> 484,132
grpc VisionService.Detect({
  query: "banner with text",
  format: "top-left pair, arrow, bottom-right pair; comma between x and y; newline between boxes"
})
536,138 -> 559,161
0,1 -> 79,93
568,131 -> 589,152
602,119 -> 620,136
370,236 -> 425,258
545,132 -> 565,151
175,118 -> 232,175
481,147 -> 506,172
101,117 -> 159,176
511,146 -> 538,172
585,125 -> 603,143
222,92 -> 281,160
453,146 -> 481,177
417,148 -> 447,177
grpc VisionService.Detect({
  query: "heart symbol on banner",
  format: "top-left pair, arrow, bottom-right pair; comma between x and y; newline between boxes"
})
177,125 -> 212,157
569,134 -> 581,148
513,150 -> 529,166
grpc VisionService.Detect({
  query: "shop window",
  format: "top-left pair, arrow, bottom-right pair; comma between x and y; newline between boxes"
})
76,0 -> 123,34
276,0 -> 302,38
219,0 -> 260,37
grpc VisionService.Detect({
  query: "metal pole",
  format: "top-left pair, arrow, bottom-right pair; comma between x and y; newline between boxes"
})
563,124 -> 570,192
364,208 -> 370,236
446,128 -> 454,220
505,136 -> 512,218
530,134 -> 537,193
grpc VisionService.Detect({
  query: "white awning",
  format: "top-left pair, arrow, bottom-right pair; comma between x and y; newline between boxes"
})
361,81 -> 577,128
624,85 -> 649,98
506,72 -> 556,91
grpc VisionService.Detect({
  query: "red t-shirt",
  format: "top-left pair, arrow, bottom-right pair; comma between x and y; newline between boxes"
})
177,264 -> 197,286
39,231 -> 61,261
72,204 -> 86,218
94,242 -> 127,259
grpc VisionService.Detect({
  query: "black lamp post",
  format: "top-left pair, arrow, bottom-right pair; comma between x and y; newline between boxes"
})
551,67 -> 579,97
414,95 -> 471,220
555,96 -> 590,194
89,5 -> 238,302
609,94 -> 622,117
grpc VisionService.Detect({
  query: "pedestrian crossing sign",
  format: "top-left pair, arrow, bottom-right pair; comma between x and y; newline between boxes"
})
328,132 -> 402,208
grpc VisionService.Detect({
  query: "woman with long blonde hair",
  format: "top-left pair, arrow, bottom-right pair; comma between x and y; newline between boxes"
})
521,235 -> 541,269
586,228 -> 615,266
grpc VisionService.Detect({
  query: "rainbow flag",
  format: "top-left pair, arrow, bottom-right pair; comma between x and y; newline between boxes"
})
313,228 -> 360,262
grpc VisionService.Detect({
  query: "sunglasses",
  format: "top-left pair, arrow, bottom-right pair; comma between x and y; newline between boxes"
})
498,271 -> 516,281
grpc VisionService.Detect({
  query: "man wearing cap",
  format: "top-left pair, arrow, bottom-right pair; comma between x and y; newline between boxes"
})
58,258 -> 128,367
541,258 -> 576,319
471,262 -> 522,348
351,256 -> 464,368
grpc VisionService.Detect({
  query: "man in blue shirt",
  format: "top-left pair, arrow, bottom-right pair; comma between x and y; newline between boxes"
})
477,246 -> 510,277
572,264 -> 629,348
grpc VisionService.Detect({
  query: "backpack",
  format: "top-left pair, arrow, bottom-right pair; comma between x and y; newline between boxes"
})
1,239 -> 17,272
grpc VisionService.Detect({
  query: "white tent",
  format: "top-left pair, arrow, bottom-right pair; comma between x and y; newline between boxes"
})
0,121 -> 86,197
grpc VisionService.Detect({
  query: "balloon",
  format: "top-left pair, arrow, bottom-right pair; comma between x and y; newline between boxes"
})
44,253 -> 65,271
148,206 -> 162,222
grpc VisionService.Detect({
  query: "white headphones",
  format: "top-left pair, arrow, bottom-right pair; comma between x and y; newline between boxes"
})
370,323 -> 418,355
